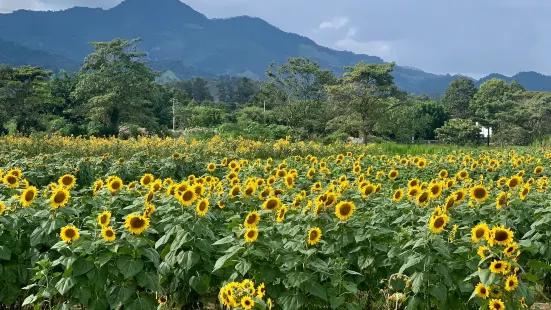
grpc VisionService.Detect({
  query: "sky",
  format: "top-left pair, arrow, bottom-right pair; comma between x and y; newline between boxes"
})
1,0 -> 550,78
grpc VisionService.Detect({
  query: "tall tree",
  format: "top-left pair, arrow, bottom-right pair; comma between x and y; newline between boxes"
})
326,62 -> 404,142
71,38 -> 160,136
440,76 -> 477,119
0,65 -> 55,133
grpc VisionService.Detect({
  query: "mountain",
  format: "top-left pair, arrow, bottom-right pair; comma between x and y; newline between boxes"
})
0,0 -> 550,94
0,39 -> 81,72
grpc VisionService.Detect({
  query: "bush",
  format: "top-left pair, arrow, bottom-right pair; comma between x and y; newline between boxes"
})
435,118 -> 482,145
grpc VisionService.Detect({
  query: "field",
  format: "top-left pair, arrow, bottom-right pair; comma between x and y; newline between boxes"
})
0,135 -> 550,310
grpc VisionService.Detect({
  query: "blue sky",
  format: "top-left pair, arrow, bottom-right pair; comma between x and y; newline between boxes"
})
1,0 -> 549,78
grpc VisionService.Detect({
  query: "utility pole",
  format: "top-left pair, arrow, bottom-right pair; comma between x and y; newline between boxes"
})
171,97 -> 177,132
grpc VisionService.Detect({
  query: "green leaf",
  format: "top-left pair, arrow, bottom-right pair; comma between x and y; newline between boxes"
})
212,235 -> 234,245
411,272 -> 424,294
399,254 -> 421,274
179,251 -> 200,271
107,285 -> 135,308
428,284 -> 447,302
139,248 -> 160,267
330,296 -> 345,309
130,297 -> 153,310
22,294 -> 37,306
528,260 -> 551,270
235,260 -> 251,276
357,255 -> 374,269
73,258 -> 94,277
97,252 -> 113,267
305,282 -> 327,301
116,257 -> 144,279
136,271 -> 160,291
189,274 -> 210,294
343,282 -> 358,294
55,277 -> 75,295
0,246 -> 12,260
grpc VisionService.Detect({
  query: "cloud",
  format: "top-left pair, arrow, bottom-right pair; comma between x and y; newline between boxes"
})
334,27 -> 395,60
318,16 -> 348,30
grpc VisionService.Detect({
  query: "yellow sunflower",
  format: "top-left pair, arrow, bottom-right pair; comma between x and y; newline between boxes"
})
125,214 -> 150,235
407,186 -> 421,200
417,190 -> 430,207
392,189 -> 404,202
93,179 -> 104,196
257,283 -> 266,299
429,182 -> 443,198
157,295 -> 167,305
489,299 -> 505,310
263,196 -> 281,211
388,169 -> 399,180
534,165 -> 544,175
469,185 -> 488,203
474,283 -> 490,299
324,192 -> 337,207
178,189 -> 197,207
307,227 -> 322,245
143,204 -> 156,218
140,173 -> 154,187
58,174 -> 76,189
442,195 -> 455,213
335,201 -> 355,221
276,205 -> 287,223
429,213 -> 450,234
495,192 -> 508,210
408,178 -> 420,188
50,188 -> 70,209
508,176 -> 522,189
243,184 -> 257,198
3,174 -> 19,188
497,177 -> 508,188
454,189 -> 467,203
438,169 -> 449,179
457,169 -> 469,180
196,198 -> 209,217
503,242 -> 518,257
20,186 -> 38,207
519,185 -> 530,200
60,225 -> 80,243
97,211 -> 111,227
229,185 -> 241,199
244,211 -> 260,228
7,168 -> 22,178
504,275 -> 518,292
241,296 -> 254,310
107,177 -> 123,193
0,201 -> 5,215
244,227 -> 259,243
101,227 -> 116,242
490,260 -> 507,274
489,225 -> 514,246
207,163 -> 217,172
478,245 -> 490,259
489,285 -> 502,299
471,223 -> 490,243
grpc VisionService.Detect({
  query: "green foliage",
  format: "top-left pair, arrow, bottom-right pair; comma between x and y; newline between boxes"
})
440,77 -> 477,119
435,118 -> 482,145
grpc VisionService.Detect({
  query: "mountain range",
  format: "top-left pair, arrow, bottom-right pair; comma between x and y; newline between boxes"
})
1,0 -> 550,94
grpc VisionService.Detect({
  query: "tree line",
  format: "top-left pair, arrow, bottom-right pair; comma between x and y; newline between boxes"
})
1,38 -> 550,145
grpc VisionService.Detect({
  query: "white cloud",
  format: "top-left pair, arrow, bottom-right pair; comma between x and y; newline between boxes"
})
334,27 -> 396,60
318,16 -> 348,30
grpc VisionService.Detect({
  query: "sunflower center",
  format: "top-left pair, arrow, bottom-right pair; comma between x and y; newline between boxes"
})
510,179 -> 518,187
434,217 -> 445,228
199,202 -> 207,211
475,229 -> 485,238
480,288 -> 486,294
100,215 -> 108,224
62,177 -> 72,185
474,188 -> 486,198
25,190 -> 35,201
130,217 -> 146,229
266,199 -> 278,210
143,176 -> 151,184
111,181 -> 121,190
339,203 -> 351,216
245,188 -> 254,195
494,230 -> 508,242
495,263 -> 502,269
7,176 -> 17,184
310,231 -> 318,240
247,230 -> 255,238
54,192 -> 66,204
522,188 -> 528,196
65,229 -> 76,238
431,186 -> 439,195
246,215 -> 257,224
419,192 -> 428,203
105,229 -> 114,237
182,191 -> 193,201
395,192 -> 401,199
231,188 -> 239,196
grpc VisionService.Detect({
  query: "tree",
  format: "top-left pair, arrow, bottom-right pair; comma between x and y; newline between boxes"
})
170,78 -> 213,103
0,65 -> 56,134
440,77 -> 477,119
516,92 -> 551,144
216,76 -> 258,105
326,62 -> 404,142
71,38 -> 161,136
435,119 -> 482,145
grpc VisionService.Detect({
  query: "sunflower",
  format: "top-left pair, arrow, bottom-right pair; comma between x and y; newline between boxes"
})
470,185 -> 489,203
150,180 -> 163,192
490,260 -> 507,274
127,181 -> 138,192
454,189 -> 467,203
140,174 -> 154,187
429,183 -> 443,198
503,242 -> 518,257
504,274 -> 519,292
439,169 -> 448,179
474,283 -> 490,299
408,178 -> 420,188
392,189 -> 404,202
489,285 -> 502,299
489,299 -> 505,310
196,198 -> 209,217
157,295 -> 167,305
107,177 -> 123,193
324,192 -> 337,207
388,169 -> 399,180
335,201 -> 355,221
244,227 -> 259,243
243,184 -> 257,198
178,189 -> 196,206
429,213 -> 450,234
361,184 -> 376,198
477,245 -> 490,259
0,201 -> 5,215
241,296 -> 254,310
442,195 -> 455,213
471,223 -> 489,243
101,227 -> 116,242
257,283 -> 266,299
125,214 -> 150,235
263,196 -> 281,211
244,211 -> 260,228
97,211 -> 111,227
497,177 -> 508,188
417,190 -> 430,207
93,179 -> 104,196
58,174 -> 76,189
495,192 -> 508,210
50,188 -> 70,209
7,168 -> 22,178
307,227 -> 322,245
407,186 -> 421,200
457,169 -> 469,180
489,225 -> 514,246
3,174 -> 19,188
276,206 -> 287,223
20,186 -> 38,207
207,163 -> 217,172
534,165 -> 544,175
519,185 -> 530,200
508,176 -> 522,189
144,204 -> 156,218
60,225 -> 80,243
229,185 -> 241,198
417,158 -> 427,169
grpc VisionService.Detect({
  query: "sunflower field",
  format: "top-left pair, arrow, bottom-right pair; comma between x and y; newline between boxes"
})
1,136 -> 551,310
